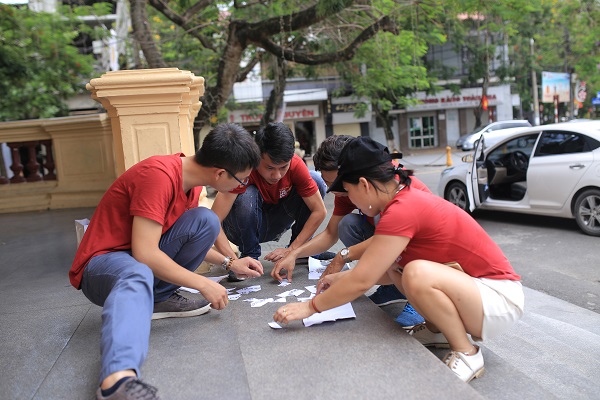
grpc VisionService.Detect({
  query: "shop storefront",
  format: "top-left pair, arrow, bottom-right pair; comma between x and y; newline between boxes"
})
228,103 -> 326,156
373,84 -> 517,150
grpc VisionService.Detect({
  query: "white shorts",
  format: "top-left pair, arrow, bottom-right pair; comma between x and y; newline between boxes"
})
473,278 -> 524,341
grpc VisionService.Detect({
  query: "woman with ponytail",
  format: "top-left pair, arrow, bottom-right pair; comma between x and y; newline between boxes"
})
273,136 -> 524,384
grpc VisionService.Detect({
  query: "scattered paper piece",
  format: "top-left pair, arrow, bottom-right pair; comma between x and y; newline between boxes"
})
247,297 -> 288,307
237,285 -> 261,295
228,294 -> 241,301
297,295 -> 315,302
308,257 -> 328,280
207,274 -> 228,283
250,298 -> 273,307
269,322 -> 282,329
305,285 -> 317,294
303,302 -> 356,327
278,279 -> 291,287
243,298 -> 259,302
277,288 -> 305,298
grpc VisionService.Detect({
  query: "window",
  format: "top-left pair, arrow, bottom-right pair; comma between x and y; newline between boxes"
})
488,134 -> 538,163
535,131 -> 588,156
409,116 -> 436,149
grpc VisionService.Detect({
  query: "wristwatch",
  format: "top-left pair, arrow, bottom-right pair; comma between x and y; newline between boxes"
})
221,256 -> 232,271
339,247 -> 351,263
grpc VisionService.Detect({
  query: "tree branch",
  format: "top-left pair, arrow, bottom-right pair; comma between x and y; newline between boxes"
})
148,0 -> 215,51
253,16 -> 397,65
236,52 -> 263,82
245,0 -> 356,37
182,0 -> 212,21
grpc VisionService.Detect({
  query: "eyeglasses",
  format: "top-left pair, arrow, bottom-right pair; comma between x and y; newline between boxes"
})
216,166 -> 249,186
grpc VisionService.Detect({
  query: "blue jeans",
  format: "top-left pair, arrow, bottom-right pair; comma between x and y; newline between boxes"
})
338,213 -> 375,247
223,170 -> 326,259
80,207 -> 220,383
339,213 -> 406,300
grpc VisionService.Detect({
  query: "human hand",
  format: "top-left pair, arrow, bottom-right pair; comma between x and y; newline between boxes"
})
230,257 -> 264,279
199,280 -> 229,310
271,253 -> 296,282
263,247 -> 290,263
273,301 -> 314,324
320,255 -> 345,279
316,271 -> 344,294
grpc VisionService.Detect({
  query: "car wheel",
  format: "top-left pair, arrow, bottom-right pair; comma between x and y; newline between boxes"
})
445,182 -> 470,212
574,188 -> 600,236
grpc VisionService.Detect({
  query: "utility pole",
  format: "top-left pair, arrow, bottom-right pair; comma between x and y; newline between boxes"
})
530,38 -> 540,126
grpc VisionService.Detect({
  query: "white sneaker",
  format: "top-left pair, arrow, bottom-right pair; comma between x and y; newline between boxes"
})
442,345 -> 485,383
407,323 -> 450,348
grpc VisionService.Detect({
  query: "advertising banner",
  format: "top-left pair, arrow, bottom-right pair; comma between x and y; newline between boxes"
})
541,71 -> 570,103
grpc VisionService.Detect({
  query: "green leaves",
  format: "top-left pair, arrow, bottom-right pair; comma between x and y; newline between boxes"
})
0,5 -> 99,121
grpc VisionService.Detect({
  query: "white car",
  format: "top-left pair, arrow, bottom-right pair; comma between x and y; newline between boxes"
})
438,121 -> 600,236
455,120 -> 532,151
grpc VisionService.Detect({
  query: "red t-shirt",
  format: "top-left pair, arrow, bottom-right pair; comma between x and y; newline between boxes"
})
69,154 -> 201,289
375,188 -> 520,280
333,175 -> 431,226
231,155 -> 318,204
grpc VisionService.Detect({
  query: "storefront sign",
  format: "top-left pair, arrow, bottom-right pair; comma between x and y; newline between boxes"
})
229,104 -> 320,124
405,87 -> 500,111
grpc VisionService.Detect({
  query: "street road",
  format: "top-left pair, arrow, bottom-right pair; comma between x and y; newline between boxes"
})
412,166 -> 600,314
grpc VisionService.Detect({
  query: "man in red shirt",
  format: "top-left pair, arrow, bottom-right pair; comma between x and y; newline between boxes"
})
211,122 -> 328,281
70,124 -> 264,400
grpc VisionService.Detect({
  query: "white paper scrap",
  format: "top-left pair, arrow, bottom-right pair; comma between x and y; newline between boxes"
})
278,279 -> 291,287
269,322 -> 282,329
305,285 -> 317,294
303,302 -> 356,327
236,285 -> 261,295
276,288 -> 305,298
207,274 -> 228,283
250,298 -> 274,307
308,257 -> 328,280
297,295 -> 315,302
228,294 -> 242,301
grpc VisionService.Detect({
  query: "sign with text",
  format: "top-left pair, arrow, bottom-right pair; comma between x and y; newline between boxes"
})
228,104 -> 320,124
405,87 -> 500,111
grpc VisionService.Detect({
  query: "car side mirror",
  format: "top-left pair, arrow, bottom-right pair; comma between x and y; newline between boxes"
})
461,154 -> 474,163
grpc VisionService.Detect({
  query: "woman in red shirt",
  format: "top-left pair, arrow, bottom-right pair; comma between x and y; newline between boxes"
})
274,136 -> 524,383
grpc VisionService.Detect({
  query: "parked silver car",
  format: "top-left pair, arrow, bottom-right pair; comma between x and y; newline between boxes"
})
439,121 -> 600,236
455,120 -> 532,151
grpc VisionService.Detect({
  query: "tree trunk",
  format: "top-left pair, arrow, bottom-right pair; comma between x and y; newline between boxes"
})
261,57 -> 287,126
373,104 -> 398,151
129,0 -> 167,68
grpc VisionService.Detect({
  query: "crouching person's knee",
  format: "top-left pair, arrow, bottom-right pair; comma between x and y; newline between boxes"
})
401,260 -> 432,298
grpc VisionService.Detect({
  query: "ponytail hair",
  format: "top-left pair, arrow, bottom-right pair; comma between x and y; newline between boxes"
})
393,164 -> 413,186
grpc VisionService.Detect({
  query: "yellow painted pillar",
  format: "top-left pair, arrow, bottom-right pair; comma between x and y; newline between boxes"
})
86,68 -> 204,175
446,146 -> 453,167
